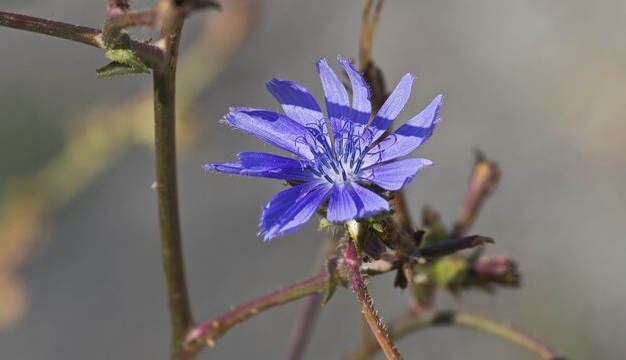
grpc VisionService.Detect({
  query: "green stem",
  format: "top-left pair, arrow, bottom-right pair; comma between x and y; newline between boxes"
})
153,4 -> 192,359
348,311 -> 566,360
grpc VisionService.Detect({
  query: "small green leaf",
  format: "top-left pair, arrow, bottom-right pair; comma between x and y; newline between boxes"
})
322,273 -> 338,305
96,61 -> 148,78
105,48 -> 149,74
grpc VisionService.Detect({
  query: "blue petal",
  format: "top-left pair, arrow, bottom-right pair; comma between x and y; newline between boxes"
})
369,73 -> 415,142
204,152 -> 318,182
259,181 -> 332,240
337,56 -> 371,125
359,158 -> 433,190
316,57 -> 350,135
223,108 -> 315,160
363,94 -> 443,167
266,78 -> 324,126
349,182 -> 389,218
327,184 -> 358,222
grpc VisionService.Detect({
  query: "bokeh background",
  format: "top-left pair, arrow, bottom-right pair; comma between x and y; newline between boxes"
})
1,0 -> 625,359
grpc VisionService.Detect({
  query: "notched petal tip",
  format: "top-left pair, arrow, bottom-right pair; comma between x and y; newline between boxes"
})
336,54 -> 351,65
203,163 -> 217,172
317,56 -> 330,66
404,72 -> 417,83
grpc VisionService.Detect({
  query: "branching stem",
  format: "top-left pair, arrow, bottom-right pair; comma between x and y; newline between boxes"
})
184,272 -> 330,353
348,311 -> 566,360
0,10 -> 163,68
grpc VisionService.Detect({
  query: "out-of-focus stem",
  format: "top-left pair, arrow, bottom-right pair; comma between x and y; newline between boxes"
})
185,234 -> 492,352
286,235 -> 339,360
153,3 -> 192,359
108,0 -> 130,11
344,241 -> 403,360
450,151 -> 500,239
360,0 -> 384,67
0,0 -> 257,331
185,272 -> 331,353
348,311 -> 566,360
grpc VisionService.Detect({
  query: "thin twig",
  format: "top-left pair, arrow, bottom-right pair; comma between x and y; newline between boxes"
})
0,10 -> 164,68
286,292 -> 325,360
360,0 -> 385,67
184,272 -> 331,352
450,150 -> 501,239
347,311 -> 567,360
107,0 -> 130,11
185,236 -> 493,352
286,235 -> 339,360
0,10 -> 100,47
344,240 -> 403,360
153,2 -> 193,359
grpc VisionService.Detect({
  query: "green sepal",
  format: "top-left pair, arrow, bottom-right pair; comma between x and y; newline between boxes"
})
432,256 -> 468,289
322,257 -> 342,305
371,221 -> 384,233
318,218 -> 330,232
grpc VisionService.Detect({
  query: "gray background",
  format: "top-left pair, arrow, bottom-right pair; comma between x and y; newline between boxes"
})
1,0 -> 625,359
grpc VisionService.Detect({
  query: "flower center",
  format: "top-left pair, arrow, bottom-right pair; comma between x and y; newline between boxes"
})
298,119 -> 373,184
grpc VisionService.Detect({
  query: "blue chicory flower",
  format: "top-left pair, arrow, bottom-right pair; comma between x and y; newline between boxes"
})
205,56 -> 443,240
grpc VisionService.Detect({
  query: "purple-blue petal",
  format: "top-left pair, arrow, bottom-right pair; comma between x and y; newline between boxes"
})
369,73 -> 415,142
326,184 -> 358,222
337,56 -> 371,126
316,57 -> 350,134
259,181 -> 332,240
204,152 -> 318,182
223,108 -> 314,160
349,182 -> 389,218
359,158 -> 433,190
363,94 -> 443,167
266,78 -> 324,126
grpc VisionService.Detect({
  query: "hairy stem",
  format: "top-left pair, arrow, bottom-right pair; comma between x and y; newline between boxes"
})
344,241 -> 403,360
153,3 -> 192,359
348,311 -> 566,360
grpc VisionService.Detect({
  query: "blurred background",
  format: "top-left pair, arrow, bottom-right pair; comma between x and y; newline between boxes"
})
1,0 -> 625,358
